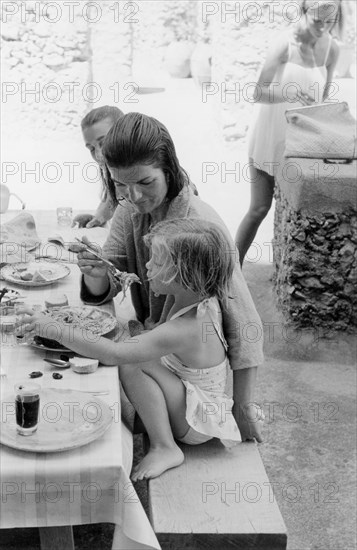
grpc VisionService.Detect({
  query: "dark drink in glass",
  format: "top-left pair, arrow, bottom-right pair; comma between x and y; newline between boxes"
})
15,383 -> 40,436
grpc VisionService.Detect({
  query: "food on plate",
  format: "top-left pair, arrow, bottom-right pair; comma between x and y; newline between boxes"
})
29,371 -> 43,378
12,268 -> 53,282
19,271 -> 34,281
43,306 -> 117,335
32,270 -> 52,282
1,262 -> 70,287
52,372 -> 63,379
45,294 -> 69,309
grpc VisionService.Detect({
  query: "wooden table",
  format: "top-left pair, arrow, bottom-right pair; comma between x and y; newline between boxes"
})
0,211 -> 159,550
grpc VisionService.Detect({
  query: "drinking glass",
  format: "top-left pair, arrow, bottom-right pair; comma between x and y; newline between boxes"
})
56,207 -> 73,227
0,305 -> 18,347
15,382 -> 41,436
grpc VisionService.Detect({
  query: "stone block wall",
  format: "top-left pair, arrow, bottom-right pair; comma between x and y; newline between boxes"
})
1,0 -> 91,138
2,1 -> 355,142
274,158 -> 357,332
131,0 -> 199,78
90,1 -> 134,105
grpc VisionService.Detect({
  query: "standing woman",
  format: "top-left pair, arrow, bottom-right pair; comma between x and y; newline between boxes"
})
235,0 -> 343,265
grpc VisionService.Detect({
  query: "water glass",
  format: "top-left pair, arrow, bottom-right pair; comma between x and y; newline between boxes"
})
0,305 -> 18,347
56,206 -> 73,227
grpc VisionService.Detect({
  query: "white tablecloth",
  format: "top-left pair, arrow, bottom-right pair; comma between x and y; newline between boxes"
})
0,211 -> 160,549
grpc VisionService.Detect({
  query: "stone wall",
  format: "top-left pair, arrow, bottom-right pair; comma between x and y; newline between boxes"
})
90,1 -> 134,105
274,158 -> 357,332
1,0 -> 201,137
132,0 -> 199,78
209,0 -> 290,142
2,1 -> 355,141
1,0 -> 91,138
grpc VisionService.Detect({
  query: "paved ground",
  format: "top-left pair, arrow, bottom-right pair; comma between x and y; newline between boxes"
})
1,72 -> 356,549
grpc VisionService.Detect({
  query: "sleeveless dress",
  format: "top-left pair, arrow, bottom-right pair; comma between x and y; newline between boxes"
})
248,36 -> 331,176
161,298 -> 241,447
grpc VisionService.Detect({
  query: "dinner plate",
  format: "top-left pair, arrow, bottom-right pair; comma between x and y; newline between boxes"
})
0,262 -> 70,287
0,288 -> 22,305
43,306 -> 118,336
0,388 -> 113,453
29,340 -> 70,353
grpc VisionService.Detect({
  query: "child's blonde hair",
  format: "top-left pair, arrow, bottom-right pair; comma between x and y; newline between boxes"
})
145,218 -> 236,304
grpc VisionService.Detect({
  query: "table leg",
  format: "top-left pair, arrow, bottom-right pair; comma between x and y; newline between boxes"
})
39,526 -> 74,550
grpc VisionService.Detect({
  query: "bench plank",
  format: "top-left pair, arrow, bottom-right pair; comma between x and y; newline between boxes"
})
39,526 -> 74,550
148,440 -> 287,549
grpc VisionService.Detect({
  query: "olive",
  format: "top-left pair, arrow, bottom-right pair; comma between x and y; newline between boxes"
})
29,371 -> 43,378
52,372 -> 63,380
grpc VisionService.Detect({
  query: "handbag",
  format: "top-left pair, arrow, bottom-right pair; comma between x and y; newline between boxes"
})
284,102 -> 357,162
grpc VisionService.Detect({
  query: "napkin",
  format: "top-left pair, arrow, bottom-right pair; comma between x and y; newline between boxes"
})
0,212 -> 40,265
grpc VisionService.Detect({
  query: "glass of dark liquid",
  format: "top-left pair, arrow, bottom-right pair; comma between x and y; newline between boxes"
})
15,383 -> 41,436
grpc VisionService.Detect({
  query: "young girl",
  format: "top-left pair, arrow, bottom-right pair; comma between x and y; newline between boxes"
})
18,219 -> 244,480
235,0 -> 343,264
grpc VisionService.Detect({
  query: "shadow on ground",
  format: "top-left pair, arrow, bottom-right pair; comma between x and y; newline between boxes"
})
244,261 -> 356,550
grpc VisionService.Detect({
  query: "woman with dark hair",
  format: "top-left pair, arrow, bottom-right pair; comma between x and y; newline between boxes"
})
78,112 -> 264,441
235,0 -> 343,265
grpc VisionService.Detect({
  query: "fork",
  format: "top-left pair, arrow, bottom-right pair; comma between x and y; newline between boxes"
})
74,238 -> 119,276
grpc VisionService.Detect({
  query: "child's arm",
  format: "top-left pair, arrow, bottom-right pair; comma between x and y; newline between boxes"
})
17,310 -> 191,366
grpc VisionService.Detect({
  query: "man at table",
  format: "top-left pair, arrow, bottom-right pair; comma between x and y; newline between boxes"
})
73,105 -> 124,228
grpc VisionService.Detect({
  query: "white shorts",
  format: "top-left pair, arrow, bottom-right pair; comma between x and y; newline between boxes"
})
177,427 -> 212,445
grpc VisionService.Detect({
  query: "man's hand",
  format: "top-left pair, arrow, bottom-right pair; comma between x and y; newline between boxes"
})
72,214 -> 106,228
72,213 -> 94,228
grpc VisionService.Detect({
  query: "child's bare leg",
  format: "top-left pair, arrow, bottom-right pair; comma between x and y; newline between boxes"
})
119,361 -> 188,480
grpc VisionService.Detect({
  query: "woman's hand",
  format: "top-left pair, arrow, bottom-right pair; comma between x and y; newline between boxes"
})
235,402 -> 264,443
72,236 -> 110,279
297,90 -> 316,106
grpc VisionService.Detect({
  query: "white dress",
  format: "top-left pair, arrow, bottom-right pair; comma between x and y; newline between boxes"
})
248,37 -> 331,176
161,298 -> 241,447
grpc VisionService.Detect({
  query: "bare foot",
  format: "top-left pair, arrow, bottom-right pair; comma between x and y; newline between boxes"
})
131,444 -> 184,481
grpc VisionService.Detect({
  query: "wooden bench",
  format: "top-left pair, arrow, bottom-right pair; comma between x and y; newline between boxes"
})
147,439 -> 287,550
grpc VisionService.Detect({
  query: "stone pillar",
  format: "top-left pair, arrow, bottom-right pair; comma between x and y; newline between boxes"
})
273,156 -> 357,331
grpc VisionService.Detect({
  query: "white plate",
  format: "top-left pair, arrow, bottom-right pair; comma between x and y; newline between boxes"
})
44,306 -> 118,336
0,262 -> 70,287
0,288 -> 22,305
29,340 -> 71,353
0,388 -> 113,453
